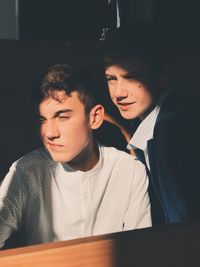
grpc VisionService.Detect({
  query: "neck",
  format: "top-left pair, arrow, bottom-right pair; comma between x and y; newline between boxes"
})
68,141 -> 99,172
139,103 -> 156,121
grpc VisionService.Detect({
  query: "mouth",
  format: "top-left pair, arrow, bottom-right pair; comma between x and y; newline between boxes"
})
117,102 -> 135,111
47,142 -> 64,150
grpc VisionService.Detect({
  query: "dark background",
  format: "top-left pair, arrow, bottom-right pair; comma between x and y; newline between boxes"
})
17,0 -> 200,46
1,0 -> 200,181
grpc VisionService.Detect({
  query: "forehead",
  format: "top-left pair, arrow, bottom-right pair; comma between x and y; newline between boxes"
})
39,90 -> 84,115
105,65 -> 128,75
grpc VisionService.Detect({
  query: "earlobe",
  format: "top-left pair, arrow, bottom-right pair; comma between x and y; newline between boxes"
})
90,105 -> 105,130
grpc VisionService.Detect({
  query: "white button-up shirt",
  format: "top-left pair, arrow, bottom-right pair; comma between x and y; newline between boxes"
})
0,145 -> 151,248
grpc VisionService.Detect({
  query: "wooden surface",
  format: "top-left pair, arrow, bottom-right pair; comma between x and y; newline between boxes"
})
1,223 -> 200,267
0,233 -> 117,267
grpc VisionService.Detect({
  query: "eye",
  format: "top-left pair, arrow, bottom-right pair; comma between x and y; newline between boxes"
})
58,115 -> 70,121
125,76 -> 134,80
105,76 -> 117,83
37,117 -> 46,124
105,75 -> 116,80
123,73 -> 137,80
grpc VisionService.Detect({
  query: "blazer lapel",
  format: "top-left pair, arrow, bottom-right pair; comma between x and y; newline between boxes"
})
147,138 -> 158,187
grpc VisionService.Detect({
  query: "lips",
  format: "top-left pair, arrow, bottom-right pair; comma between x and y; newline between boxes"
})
47,142 -> 64,150
117,102 -> 135,111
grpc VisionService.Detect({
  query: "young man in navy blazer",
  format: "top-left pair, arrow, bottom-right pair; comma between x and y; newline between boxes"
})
102,24 -> 200,225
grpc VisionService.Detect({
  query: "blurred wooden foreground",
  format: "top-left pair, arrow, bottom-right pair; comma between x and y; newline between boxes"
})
0,222 -> 200,267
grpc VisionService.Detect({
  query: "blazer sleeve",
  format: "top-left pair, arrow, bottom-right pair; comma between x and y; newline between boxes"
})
155,108 -> 200,221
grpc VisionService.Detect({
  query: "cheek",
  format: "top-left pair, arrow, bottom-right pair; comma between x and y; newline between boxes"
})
77,122 -> 90,137
61,121 -> 89,139
136,87 -> 153,105
108,86 -> 116,100
141,94 -> 153,106
108,85 -> 112,95
39,124 -> 45,138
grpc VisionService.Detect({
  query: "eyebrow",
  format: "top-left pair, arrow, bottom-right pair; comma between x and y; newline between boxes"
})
105,73 -> 129,79
38,109 -> 73,120
54,109 -> 73,117
105,71 -> 128,78
105,73 -> 117,79
105,72 -> 114,76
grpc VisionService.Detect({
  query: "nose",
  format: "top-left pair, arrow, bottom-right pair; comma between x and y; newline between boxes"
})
44,120 -> 60,140
113,79 -> 128,100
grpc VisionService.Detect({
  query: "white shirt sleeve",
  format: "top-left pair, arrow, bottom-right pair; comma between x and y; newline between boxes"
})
0,163 -> 27,248
123,159 -> 152,230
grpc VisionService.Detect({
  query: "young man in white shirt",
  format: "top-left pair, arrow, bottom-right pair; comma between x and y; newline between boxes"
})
0,63 -> 151,248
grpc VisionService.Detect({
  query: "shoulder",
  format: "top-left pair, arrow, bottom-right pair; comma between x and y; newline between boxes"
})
102,145 -> 134,160
101,145 -> 146,172
153,91 -> 200,155
155,90 -> 198,133
1,148 -> 55,194
158,90 -> 197,118
13,147 -> 52,169
7,147 -> 54,182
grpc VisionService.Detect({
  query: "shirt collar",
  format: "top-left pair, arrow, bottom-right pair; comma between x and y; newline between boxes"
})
128,91 -> 168,151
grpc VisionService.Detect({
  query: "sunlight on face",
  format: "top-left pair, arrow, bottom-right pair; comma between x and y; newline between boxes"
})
105,65 -> 154,120
39,91 -> 92,164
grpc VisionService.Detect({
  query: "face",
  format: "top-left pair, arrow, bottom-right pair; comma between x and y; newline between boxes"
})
105,65 -> 154,120
39,90 -> 93,165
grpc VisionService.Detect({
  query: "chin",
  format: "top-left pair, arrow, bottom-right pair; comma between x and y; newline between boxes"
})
120,111 -> 138,120
49,153 -> 73,163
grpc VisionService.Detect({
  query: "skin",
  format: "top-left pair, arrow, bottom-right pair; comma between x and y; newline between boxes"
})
38,90 -> 104,172
105,65 -> 154,120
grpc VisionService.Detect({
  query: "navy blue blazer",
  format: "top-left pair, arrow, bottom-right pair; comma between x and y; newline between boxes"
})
144,91 -> 200,225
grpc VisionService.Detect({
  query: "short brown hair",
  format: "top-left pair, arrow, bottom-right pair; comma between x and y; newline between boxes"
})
35,63 -> 100,114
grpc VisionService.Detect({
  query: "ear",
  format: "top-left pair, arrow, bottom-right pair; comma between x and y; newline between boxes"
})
89,104 -> 105,130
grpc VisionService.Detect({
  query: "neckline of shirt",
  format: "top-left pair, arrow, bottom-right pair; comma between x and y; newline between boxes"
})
42,144 -> 104,178
128,91 -> 168,151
